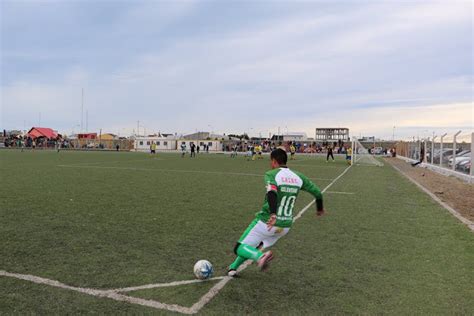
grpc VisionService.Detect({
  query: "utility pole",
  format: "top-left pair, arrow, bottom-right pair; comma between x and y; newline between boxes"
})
81,88 -> 84,132
137,120 -> 139,137
86,110 -> 88,132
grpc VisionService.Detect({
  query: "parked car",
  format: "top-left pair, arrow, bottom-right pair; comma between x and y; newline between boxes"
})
457,158 -> 471,174
432,149 -> 453,164
445,149 -> 468,161
372,147 -> 383,155
448,151 -> 471,167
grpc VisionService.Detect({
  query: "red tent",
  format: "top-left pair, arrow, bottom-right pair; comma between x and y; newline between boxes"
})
27,127 -> 59,139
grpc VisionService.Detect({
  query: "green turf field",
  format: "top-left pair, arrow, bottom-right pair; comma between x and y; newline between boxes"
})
1,150 -> 473,315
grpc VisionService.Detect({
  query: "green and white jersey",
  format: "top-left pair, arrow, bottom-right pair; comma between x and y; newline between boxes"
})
256,167 -> 323,228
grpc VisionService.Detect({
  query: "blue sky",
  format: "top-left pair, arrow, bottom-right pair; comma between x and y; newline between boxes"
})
1,0 -> 472,140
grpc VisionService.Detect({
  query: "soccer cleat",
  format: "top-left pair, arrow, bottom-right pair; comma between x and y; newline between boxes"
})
257,251 -> 274,272
227,269 -> 239,278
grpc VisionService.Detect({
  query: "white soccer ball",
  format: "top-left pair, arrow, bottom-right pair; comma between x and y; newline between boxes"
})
193,260 -> 214,280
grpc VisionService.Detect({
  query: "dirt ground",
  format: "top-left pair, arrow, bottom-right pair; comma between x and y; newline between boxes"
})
386,158 -> 474,222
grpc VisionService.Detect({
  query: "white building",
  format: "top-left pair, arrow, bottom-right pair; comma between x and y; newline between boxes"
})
315,128 -> 350,142
134,135 -> 177,151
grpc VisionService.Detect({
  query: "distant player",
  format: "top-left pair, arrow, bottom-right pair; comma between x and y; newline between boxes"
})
346,146 -> 352,165
231,144 -> 238,158
290,143 -> 296,160
150,142 -> 156,155
246,144 -> 253,161
257,144 -> 264,159
190,143 -> 196,158
180,143 -> 187,158
251,144 -> 257,161
326,144 -> 334,162
252,144 -> 260,161
227,149 -> 325,277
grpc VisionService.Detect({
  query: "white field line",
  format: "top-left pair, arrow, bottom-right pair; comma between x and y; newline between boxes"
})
391,165 -> 474,232
109,276 -> 225,293
62,158 -> 163,166
190,164 -> 353,314
289,163 -> 342,169
325,191 -> 355,195
0,269 -> 212,315
57,164 -> 333,181
1,165 -> 352,314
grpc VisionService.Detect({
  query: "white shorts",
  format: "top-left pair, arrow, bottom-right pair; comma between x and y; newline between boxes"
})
240,219 -> 290,249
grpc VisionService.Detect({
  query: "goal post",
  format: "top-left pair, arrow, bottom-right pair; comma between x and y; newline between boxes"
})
352,139 -> 384,166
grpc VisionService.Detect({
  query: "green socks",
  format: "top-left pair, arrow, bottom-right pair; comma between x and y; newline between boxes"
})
229,256 -> 246,270
229,244 -> 263,270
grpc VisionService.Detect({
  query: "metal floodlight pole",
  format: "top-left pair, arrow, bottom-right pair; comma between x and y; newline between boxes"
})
431,133 -> 437,165
452,130 -> 461,171
439,133 -> 447,167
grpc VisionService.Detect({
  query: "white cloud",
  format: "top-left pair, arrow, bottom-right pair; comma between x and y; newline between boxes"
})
1,1 -> 472,139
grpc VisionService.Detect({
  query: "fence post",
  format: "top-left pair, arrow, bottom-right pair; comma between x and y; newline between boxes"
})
470,132 -> 473,183
452,130 -> 461,171
440,133 -> 447,166
423,138 -> 428,162
431,134 -> 437,164
352,140 -> 355,164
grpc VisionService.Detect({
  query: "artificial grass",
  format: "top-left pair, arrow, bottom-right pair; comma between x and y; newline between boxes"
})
1,150 -> 472,314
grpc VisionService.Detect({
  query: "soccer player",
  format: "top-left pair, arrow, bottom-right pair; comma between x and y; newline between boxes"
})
190,143 -> 196,158
326,144 -> 334,162
180,143 -> 187,158
251,144 -> 257,161
150,141 -> 157,155
231,144 -> 238,158
246,144 -> 253,161
346,146 -> 352,165
227,149 -> 325,277
290,143 -> 296,160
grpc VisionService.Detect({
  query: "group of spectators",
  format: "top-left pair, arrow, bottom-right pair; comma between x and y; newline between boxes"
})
222,140 -> 354,155
3,135 -> 69,150
223,141 -> 321,153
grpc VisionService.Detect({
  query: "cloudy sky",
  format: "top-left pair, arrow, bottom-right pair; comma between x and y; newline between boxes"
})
1,0 -> 472,140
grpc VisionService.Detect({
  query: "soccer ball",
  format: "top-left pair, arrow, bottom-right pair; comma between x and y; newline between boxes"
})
193,260 -> 214,280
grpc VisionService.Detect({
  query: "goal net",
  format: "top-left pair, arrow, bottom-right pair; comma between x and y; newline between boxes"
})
352,139 -> 384,166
